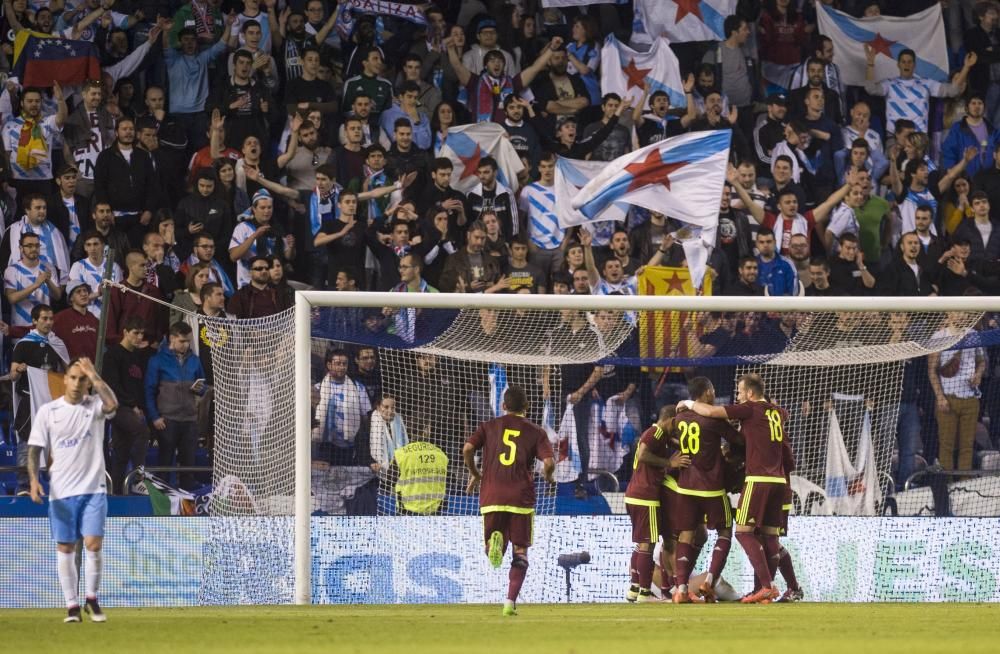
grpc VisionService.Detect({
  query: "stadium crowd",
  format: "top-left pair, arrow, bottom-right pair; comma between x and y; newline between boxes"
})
0,0 -> 998,501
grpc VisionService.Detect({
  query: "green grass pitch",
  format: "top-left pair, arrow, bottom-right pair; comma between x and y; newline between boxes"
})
3,604 -> 999,653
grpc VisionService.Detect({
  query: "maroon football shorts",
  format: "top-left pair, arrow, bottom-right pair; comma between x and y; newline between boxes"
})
780,483 -> 793,535
483,510 -> 534,550
734,480 -> 785,529
626,502 -> 661,544
670,492 -> 733,532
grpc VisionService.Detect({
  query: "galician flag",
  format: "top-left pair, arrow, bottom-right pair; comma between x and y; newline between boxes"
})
554,156 -> 628,228
817,3 -> 949,86
636,0 -> 736,43
601,35 -> 685,110
570,130 -> 731,228
438,123 -> 525,193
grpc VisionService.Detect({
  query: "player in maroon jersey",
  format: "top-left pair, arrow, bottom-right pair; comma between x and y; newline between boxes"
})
623,406 -> 690,603
682,372 -> 788,604
463,386 -> 555,617
671,377 -> 743,604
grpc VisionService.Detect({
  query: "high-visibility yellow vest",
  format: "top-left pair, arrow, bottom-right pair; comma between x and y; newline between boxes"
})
394,441 -> 448,514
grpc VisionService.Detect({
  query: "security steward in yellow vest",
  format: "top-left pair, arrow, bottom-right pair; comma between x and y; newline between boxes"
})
393,440 -> 448,514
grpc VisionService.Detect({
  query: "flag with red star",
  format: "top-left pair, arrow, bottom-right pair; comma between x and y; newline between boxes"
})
636,0 -> 735,43
817,3 -> 948,86
554,157 -> 629,231
600,34 -> 685,110
637,266 -> 713,371
570,130 -> 731,229
438,123 -> 524,194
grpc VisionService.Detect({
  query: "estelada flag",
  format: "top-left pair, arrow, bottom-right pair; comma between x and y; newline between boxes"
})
11,32 -> 101,87
638,266 -> 713,373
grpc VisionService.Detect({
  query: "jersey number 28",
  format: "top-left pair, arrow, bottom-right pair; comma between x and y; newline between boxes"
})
678,421 -> 701,455
499,428 -> 521,465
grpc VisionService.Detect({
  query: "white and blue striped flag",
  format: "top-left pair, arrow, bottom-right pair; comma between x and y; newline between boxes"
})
636,0 -> 736,43
817,3 -> 949,87
570,130 -> 731,228
600,34 -> 685,110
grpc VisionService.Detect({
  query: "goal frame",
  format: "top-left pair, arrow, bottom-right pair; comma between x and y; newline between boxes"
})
293,291 -> 999,604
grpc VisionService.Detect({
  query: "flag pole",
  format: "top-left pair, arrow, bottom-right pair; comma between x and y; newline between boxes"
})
95,246 -> 115,374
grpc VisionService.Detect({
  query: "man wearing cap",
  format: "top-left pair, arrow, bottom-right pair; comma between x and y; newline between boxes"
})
53,282 -> 100,360
228,189 -> 294,287
753,94 -> 789,176
462,18 -> 518,78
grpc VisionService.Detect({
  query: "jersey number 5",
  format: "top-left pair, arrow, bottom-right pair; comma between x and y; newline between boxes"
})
765,409 -> 784,442
499,428 -> 521,466
678,421 -> 701,455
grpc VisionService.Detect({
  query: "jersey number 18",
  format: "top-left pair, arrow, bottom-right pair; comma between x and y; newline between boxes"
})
765,409 -> 784,442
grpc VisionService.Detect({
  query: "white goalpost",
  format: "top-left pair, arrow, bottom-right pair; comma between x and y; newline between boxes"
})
285,292 -> 999,605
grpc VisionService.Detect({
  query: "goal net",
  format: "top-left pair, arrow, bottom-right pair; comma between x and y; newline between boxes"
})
187,290 -> 1000,604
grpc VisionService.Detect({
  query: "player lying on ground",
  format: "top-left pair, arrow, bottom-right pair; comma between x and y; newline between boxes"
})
464,385 -> 555,617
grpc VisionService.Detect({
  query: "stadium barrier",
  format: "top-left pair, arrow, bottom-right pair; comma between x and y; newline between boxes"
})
3,515 -> 999,608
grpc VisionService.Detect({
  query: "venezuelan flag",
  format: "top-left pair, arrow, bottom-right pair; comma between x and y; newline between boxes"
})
11,31 -> 101,87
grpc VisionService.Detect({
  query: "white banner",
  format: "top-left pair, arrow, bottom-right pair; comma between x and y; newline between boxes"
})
817,4 -> 949,86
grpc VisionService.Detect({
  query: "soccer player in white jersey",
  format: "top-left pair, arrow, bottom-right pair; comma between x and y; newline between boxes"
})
863,46 -> 975,134
28,357 -> 119,623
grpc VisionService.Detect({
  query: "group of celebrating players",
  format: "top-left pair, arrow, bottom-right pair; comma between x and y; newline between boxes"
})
463,372 -> 803,616
624,373 -> 803,604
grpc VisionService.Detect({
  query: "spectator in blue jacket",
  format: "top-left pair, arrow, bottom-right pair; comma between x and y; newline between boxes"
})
164,18 -> 234,152
755,228 -> 798,296
942,94 -> 997,178
145,321 -> 208,489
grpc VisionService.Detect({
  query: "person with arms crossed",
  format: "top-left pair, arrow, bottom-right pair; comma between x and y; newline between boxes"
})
680,373 -> 788,604
28,357 -> 118,623
624,406 -> 689,604
463,385 -> 555,617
